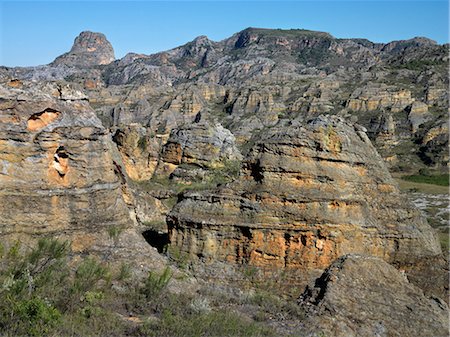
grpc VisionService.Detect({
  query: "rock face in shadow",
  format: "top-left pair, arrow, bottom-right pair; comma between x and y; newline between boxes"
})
0,80 -> 154,261
298,254 -> 449,337
168,116 -> 443,291
52,31 -> 115,67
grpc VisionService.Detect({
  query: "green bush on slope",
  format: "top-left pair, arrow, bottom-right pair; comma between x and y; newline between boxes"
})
0,238 -> 282,337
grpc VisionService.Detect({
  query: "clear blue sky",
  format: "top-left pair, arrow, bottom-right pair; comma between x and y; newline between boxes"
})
0,1 -> 448,67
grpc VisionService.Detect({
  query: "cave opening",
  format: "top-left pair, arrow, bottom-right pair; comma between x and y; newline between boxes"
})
142,229 -> 170,254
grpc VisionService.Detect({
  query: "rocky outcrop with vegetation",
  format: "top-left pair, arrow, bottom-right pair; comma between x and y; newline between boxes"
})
0,28 -> 448,336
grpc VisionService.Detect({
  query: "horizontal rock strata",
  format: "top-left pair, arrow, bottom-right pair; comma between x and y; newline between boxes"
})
168,116 -> 442,288
0,81 -> 154,261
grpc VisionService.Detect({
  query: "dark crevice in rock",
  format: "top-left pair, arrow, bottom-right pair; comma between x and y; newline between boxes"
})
142,229 -> 169,253
240,226 -> 252,240
112,161 -> 127,185
249,160 -> 264,183
311,273 -> 330,305
53,146 -> 69,178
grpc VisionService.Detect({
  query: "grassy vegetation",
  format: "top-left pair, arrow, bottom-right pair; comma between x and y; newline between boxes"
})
138,310 -> 275,337
401,174 -> 449,186
395,178 -> 449,195
395,59 -> 446,71
138,159 -> 241,196
0,238 -> 284,337
438,231 -> 449,253
395,170 -> 449,253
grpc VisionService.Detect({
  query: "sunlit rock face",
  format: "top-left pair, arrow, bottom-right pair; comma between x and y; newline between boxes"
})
0,80 -> 150,259
168,116 -> 442,287
52,31 -> 115,67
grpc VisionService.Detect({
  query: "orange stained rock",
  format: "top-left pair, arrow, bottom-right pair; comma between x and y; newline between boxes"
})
7,79 -> 23,88
84,79 -> 98,89
71,234 -> 96,252
27,109 -> 60,131
47,146 -> 70,186
377,184 -> 396,193
162,142 -> 183,164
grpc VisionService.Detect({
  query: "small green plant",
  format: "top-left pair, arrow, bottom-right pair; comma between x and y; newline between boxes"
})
142,266 -> 173,300
116,262 -> 132,281
137,136 -> 148,151
79,291 -> 105,319
72,258 -> 109,295
207,159 -> 241,186
13,297 -> 62,336
167,246 -> 190,270
108,225 -> 124,244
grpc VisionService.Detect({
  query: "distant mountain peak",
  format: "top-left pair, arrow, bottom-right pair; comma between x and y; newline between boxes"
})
193,35 -> 210,43
52,31 -> 115,67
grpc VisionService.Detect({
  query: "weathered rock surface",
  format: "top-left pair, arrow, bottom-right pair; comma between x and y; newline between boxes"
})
4,28 -> 448,173
0,28 -> 447,333
0,80 -> 157,263
52,31 -> 115,67
112,124 -> 161,181
299,254 -> 449,337
158,121 -> 242,179
168,116 -> 443,292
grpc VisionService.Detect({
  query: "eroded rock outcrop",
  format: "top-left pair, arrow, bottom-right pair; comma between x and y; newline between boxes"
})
158,121 -> 242,179
52,31 -> 115,67
0,80 -> 155,262
299,254 -> 449,337
168,116 -> 443,291
6,28 -> 448,172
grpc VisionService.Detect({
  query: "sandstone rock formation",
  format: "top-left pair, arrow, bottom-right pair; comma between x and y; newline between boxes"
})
5,28 -> 448,173
52,31 -> 115,67
0,28 -> 447,333
158,121 -> 242,179
168,116 -> 443,291
299,254 -> 449,337
0,80 -> 156,263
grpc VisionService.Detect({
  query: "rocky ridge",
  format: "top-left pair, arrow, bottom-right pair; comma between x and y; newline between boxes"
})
0,28 -> 448,335
3,28 -> 448,172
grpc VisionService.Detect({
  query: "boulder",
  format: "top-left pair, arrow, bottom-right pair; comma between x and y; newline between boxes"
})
299,254 -> 449,337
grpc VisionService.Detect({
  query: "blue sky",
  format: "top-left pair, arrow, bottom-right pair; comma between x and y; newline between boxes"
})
0,1 -> 448,67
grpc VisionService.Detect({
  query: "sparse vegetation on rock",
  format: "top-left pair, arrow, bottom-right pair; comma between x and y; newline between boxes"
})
0,27 -> 448,336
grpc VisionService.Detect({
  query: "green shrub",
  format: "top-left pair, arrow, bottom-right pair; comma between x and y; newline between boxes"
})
72,257 -> 109,295
207,159 -> 241,186
137,136 -> 148,151
166,246 -> 190,270
142,267 -> 172,300
12,297 -> 62,336
117,262 -> 132,281
108,225 -> 124,244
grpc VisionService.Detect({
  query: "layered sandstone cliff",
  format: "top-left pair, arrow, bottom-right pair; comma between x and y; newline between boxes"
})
0,80 -> 155,262
168,116 -> 443,291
